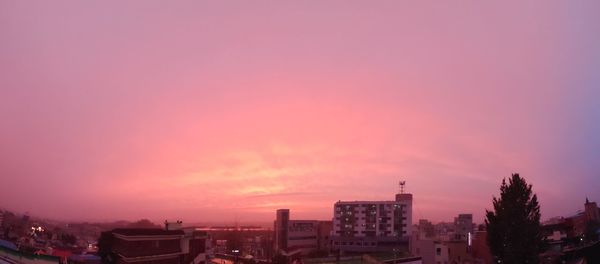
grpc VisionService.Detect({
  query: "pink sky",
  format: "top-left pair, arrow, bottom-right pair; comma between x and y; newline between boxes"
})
1,1 -> 600,224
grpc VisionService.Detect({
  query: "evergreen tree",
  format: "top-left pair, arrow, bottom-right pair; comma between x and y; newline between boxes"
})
485,173 -> 543,263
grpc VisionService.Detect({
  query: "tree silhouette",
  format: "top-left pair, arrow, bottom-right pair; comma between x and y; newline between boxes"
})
127,219 -> 161,228
97,231 -> 116,264
584,220 -> 600,242
485,173 -> 543,263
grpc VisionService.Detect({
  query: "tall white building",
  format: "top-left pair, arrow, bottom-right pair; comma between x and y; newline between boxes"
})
331,186 -> 413,253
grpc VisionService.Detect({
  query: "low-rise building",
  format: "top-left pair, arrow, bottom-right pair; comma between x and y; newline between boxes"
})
470,231 -> 492,264
445,240 -> 472,263
274,209 -> 332,255
99,224 -> 209,264
410,233 -> 437,264
416,220 -> 435,240
1,240 -> 60,264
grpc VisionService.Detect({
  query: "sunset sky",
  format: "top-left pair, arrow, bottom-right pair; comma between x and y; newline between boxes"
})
1,1 -> 599,224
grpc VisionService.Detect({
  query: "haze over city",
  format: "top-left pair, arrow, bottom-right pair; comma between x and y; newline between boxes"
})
1,1 -> 600,225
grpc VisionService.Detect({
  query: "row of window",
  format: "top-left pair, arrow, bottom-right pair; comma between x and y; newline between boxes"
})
333,241 -> 377,246
335,223 -> 407,228
288,236 -> 317,241
335,216 -> 407,221
335,204 -> 407,211
334,210 -> 407,217
289,227 -> 315,232
334,230 -> 408,236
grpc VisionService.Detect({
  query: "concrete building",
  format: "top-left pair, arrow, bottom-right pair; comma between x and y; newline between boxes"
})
470,231 -> 492,264
560,198 -> 600,237
317,221 -> 333,253
286,220 -> 320,254
274,209 -> 332,255
417,220 -> 435,240
274,209 -> 289,253
411,237 -> 473,264
542,221 -> 569,243
410,233 -> 437,264
432,222 -> 455,242
411,216 -> 482,264
433,242 -> 449,264
445,240 -> 472,263
585,198 -> 600,223
453,214 -> 473,242
331,186 -> 413,254
100,225 -> 209,264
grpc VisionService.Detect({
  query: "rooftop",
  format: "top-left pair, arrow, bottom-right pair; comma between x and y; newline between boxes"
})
112,228 -> 184,236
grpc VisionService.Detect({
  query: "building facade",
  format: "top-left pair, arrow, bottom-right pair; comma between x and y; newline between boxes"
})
331,191 -> 413,253
584,198 -> 600,223
274,209 -> 290,252
274,210 -> 332,255
453,214 -> 473,242
100,227 -> 209,264
286,220 -> 319,254
417,220 -> 435,240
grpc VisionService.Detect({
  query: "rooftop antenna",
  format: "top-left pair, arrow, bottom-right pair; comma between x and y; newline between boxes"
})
399,181 -> 406,194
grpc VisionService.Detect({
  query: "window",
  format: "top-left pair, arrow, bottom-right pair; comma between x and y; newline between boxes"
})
436,248 -> 441,255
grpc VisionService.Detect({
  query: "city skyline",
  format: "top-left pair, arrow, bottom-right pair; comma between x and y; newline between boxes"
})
2,1 -> 600,224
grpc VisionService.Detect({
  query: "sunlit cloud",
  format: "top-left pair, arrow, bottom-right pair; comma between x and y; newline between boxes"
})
0,0 -> 599,224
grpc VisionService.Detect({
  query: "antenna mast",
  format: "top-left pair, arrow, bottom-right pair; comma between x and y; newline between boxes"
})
399,181 -> 406,194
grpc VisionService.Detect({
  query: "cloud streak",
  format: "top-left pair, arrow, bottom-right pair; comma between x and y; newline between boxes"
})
1,0 -> 600,224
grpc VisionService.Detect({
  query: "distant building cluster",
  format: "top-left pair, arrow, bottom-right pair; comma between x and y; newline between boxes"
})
410,213 -> 479,264
2,183 -> 600,264
0,209 -> 100,264
408,198 -> 600,264
539,198 -> 600,262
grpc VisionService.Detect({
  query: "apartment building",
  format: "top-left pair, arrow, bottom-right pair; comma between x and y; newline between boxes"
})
331,189 -> 413,253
